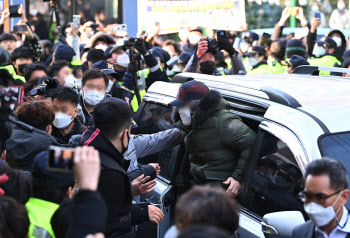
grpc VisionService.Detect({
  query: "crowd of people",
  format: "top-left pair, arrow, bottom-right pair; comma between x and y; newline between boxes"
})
0,0 -> 350,238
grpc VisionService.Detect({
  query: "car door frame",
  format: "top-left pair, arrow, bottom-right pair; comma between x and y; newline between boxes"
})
237,120 -> 309,238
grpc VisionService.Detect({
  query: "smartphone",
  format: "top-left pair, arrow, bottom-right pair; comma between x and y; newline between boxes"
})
119,24 -> 127,32
217,30 -> 227,41
9,5 -> 21,18
91,22 -> 99,31
47,146 -> 75,173
315,12 -> 321,19
73,15 -> 81,30
0,86 -> 24,105
13,25 -> 27,33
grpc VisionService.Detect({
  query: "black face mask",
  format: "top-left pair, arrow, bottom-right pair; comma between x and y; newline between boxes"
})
121,131 -> 130,154
17,64 -> 27,75
199,61 -> 216,75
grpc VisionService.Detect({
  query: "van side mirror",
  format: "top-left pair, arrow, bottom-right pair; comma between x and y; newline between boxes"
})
261,211 -> 305,238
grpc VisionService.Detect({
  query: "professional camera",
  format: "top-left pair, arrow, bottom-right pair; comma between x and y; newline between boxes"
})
207,37 -> 218,52
123,37 -> 144,49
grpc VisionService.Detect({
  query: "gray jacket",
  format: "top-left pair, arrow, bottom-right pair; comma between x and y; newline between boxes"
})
183,53 -> 246,75
125,128 -> 182,173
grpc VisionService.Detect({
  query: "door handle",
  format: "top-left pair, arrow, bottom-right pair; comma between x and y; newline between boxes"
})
261,221 -> 279,235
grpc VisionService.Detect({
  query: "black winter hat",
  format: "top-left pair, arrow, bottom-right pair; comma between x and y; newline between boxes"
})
286,39 -> 306,52
0,33 -> 16,43
0,47 -> 11,66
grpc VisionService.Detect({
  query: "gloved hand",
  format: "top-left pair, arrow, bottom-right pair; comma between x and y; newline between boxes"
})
134,39 -> 148,55
219,38 -> 237,56
126,61 -> 138,74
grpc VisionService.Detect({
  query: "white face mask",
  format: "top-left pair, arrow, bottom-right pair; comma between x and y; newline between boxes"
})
338,2 -> 346,10
332,37 -> 342,47
95,44 -> 108,52
240,40 -> 249,53
106,80 -> 114,92
188,34 -> 201,45
83,90 -> 105,106
311,5 -> 320,12
178,107 -> 191,126
313,45 -> 326,58
76,79 -> 82,89
117,53 -> 130,68
304,191 -> 343,227
248,57 -> 259,67
16,41 -> 22,48
64,74 -> 76,88
53,110 -> 75,129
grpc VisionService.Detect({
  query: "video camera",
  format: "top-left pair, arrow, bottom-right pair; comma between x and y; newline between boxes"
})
123,37 -> 144,49
202,30 -> 227,52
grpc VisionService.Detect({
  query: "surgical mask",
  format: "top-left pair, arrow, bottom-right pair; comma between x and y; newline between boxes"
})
248,57 -> 258,67
332,37 -> 342,47
188,34 -> 201,45
64,74 -> 76,88
338,2 -> 346,10
95,44 -> 108,52
83,90 -> 105,106
311,5 -> 319,12
304,191 -> 343,227
240,40 -> 249,53
106,80 -> 114,92
178,107 -> 191,126
17,64 -> 27,75
117,53 -> 130,68
199,61 -> 216,75
76,79 -> 82,89
299,0 -> 308,6
16,41 -> 22,48
53,110 -> 75,129
313,45 -> 326,58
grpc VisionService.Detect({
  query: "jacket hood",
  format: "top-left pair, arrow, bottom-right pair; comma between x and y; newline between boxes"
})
193,90 -> 230,126
80,127 -> 130,171
327,30 -> 346,46
6,126 -> 58,171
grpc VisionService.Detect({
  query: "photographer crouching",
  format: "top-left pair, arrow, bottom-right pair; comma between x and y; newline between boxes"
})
184,32 -> 246,75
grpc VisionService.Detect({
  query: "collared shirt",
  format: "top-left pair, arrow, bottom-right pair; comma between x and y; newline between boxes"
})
315,207 -> 350,238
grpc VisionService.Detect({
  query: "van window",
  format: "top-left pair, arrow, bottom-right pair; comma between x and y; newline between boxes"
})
241,132 -> 304,217
135,102 -> 177,181
319,132 -> 350,208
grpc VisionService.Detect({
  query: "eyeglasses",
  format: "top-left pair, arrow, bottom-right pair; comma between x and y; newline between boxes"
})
298,190 -> 343,203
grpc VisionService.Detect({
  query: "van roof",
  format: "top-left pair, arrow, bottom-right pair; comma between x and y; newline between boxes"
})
148,73 -> 350,133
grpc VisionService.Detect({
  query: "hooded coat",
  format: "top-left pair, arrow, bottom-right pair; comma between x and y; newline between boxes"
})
174,90 -> 256,183
6,125 -> 59,171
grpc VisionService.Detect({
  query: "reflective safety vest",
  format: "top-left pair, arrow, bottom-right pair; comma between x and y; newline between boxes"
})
216,67 -> 226,75
267,57 -> 285,74
0,64 -> 26,83
71,58 -> 82,66
247,63 -> 274,74
26,197 -> 59,238
308,55 -> 341,76
118,69 -> 148,112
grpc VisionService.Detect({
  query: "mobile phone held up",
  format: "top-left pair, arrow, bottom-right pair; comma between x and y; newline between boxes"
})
47,146 -> 75,173
315,12 -> 321,19
0,86 -> 24,105
9,5 -> 21,18
73,15 -> 81,29
13,25 -> 27,33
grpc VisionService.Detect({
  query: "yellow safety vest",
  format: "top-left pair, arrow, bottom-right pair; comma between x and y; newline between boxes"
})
267,57 -> 285,74
247,63 -> 274,74
0,64 -> 26,83
308,55 -> 341,76
26,197 -> 59,238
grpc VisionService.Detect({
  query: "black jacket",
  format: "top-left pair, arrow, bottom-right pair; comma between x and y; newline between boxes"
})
6,125 -> 59,171
67,190 -> 107,238
80,127 -> 149,238
52,117 -> 87,144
